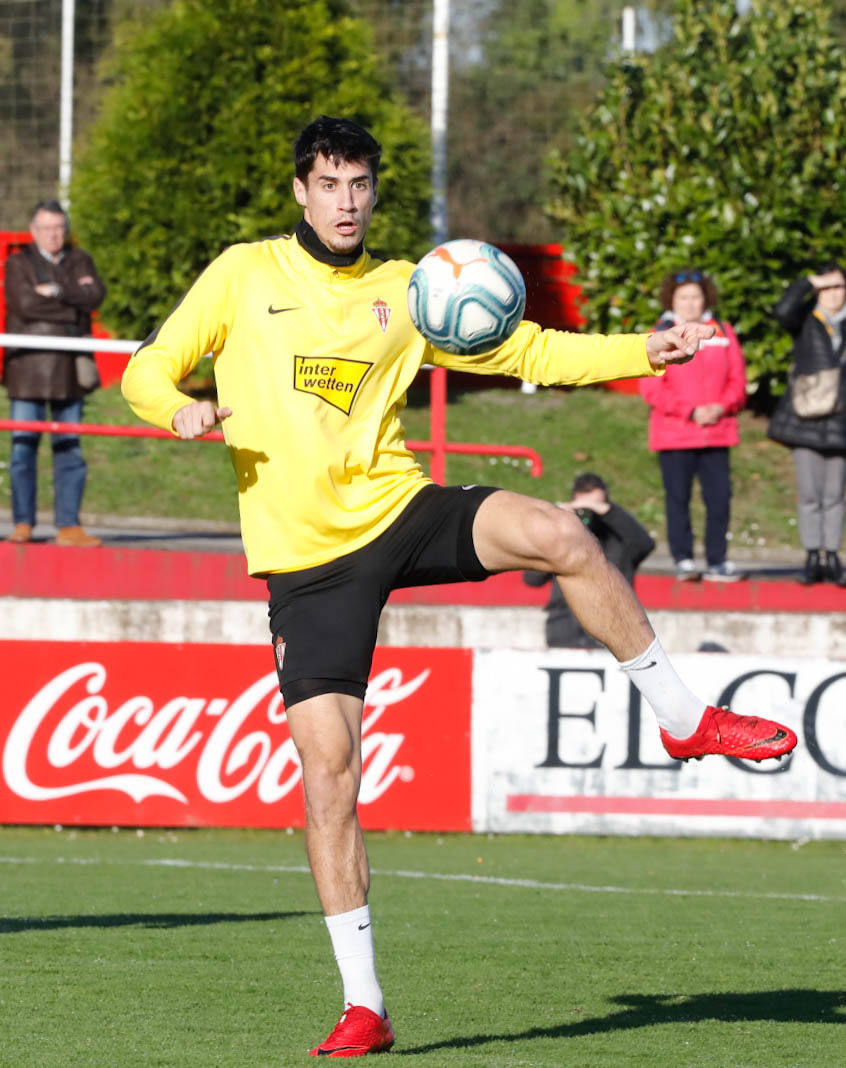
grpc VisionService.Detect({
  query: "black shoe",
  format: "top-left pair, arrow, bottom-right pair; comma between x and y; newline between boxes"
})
798,550 -> 823,585
823,551 -> 846,586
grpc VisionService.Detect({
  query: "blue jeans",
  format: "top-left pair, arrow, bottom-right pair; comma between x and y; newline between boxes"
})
658,447 -> 731,567
10,398 -> 88,528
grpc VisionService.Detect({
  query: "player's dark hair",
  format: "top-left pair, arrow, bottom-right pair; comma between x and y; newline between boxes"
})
294,116 -> 382,182
659,269 -> 718,312
817,260 -> 844,276
572,472 -> 608,497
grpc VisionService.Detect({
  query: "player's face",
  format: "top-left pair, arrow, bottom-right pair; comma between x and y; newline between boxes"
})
30,210 -> 67,256
293,154 -> 377,255
817,272 -> 846,315
671,282 -> 706,322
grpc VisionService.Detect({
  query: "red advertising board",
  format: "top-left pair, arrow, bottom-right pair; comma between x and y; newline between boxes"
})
0,641 -> 473,832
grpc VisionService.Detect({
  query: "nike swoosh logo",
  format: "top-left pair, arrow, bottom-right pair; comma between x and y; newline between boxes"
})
749,728 -> 788,748
628,660 -> 657,671
268,304 -> 301,315
358,922 -> 371,930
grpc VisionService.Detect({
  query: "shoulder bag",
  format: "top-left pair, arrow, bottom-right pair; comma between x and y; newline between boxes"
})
790,366 -> 840,418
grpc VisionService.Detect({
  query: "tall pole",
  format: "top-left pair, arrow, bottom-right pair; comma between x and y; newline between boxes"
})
429,0 -> 451,483
621,6 -> 636,53
59,0 -> 76,207
430,0 -> 449,245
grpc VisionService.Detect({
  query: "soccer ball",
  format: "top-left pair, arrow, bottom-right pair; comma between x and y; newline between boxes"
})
407,239 -> 526,355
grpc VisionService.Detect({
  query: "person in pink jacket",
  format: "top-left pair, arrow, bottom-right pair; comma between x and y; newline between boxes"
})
640,269 -> 747,581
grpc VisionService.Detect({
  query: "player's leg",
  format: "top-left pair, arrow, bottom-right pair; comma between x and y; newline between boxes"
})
286,691 -> 369,916
471,489 -> 796,761
286,690 -> 394,1057
267,556 -> 394,1056
473,489 -> 653,659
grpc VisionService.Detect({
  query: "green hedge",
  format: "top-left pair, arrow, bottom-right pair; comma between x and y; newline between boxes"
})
546,0 -> 846,402
71,0 -> 432,339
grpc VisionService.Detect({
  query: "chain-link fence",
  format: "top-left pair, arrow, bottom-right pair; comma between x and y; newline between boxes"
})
1,0 -> 439,231
0,0 -> 121,229
1,1 -> 725,241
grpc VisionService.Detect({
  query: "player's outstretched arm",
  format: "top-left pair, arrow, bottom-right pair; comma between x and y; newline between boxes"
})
646,321 -> 716,367
172,400 -> 233,440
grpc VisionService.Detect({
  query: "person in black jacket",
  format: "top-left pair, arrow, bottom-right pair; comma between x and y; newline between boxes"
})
523,473 -> 656,647
767,264 -> 846,585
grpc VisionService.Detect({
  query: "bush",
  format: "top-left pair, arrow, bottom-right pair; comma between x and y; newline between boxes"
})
546,0 -> 846,401
70,0 -> 431,339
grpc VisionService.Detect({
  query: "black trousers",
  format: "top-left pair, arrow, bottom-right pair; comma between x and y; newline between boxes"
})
658,447 -> 731,566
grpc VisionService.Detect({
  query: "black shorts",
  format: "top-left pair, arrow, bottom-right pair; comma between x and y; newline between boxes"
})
267,484 -> 497,707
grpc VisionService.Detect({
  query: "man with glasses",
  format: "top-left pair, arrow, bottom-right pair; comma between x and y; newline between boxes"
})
3,200 -> 106,546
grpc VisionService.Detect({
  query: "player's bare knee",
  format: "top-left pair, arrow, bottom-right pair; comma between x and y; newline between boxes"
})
301,754 -> 360,822
304,778 -> 359,830
527,504 -> 599,575
523,502 -> 566,558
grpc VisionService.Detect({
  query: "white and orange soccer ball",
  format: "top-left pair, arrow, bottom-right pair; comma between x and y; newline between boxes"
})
407,238 -> 526,355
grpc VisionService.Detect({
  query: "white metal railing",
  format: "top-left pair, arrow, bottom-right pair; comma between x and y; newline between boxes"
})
0,333 -> 140,354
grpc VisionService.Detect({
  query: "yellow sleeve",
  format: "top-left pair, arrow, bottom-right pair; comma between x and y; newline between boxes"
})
121,246 -> 241,432
430,320 -> 661,386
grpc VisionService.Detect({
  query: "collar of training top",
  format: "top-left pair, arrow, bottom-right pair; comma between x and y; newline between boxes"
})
296,219 -> 364,268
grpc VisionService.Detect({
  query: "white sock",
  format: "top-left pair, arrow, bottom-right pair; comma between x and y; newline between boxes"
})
324,905 -> 385,1017
619,637 -> 706,737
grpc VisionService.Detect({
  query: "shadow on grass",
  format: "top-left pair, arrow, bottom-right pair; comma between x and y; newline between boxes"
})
398,990 -> 846,1055
0,910 -> 317,933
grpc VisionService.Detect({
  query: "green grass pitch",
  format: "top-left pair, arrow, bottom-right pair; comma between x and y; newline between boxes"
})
0,827 -> 843,1066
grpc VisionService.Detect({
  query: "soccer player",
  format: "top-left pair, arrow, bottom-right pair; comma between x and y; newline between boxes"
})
122,115 -> 797,1058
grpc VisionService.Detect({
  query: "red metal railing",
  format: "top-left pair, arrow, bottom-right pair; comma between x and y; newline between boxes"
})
0,414 -> 543,478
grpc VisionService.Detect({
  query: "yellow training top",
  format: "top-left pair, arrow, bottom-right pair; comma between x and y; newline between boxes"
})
122,234 -> 659,576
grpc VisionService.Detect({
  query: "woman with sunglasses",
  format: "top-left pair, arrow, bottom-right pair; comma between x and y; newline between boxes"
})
767,264 -> 846,586
639,269 -> 747,582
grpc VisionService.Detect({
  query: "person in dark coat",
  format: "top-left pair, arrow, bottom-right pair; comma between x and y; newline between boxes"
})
768,264 -> 846,585
3,200 -> 106,546
523,472 -> 656,647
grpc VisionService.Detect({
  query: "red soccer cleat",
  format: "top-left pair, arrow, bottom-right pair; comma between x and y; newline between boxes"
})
309,1004 -> 395,1058
660,705 -> 798,763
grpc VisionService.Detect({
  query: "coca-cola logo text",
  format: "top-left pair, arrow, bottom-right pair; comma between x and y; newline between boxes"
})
3,661 -> 430,806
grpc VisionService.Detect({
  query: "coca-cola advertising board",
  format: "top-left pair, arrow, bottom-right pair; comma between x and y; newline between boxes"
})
0,641 -> 473,831
472,650 -> 846,840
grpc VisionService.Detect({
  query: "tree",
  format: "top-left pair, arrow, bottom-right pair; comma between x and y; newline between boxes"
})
70,0 -> 431,338
546,0 -> 846,398
447,0 -> 624,243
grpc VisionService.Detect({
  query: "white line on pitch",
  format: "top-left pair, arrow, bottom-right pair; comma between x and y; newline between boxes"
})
0,855 -> 842,903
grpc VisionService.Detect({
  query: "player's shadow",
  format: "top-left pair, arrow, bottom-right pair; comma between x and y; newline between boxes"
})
0,909 -> 317,934
229,446 -> 270,492
397,989 -> 845,1055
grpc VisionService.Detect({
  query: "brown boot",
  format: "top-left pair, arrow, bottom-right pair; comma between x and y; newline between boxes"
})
8,523 -> 33,543
56,526 -> 102,548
